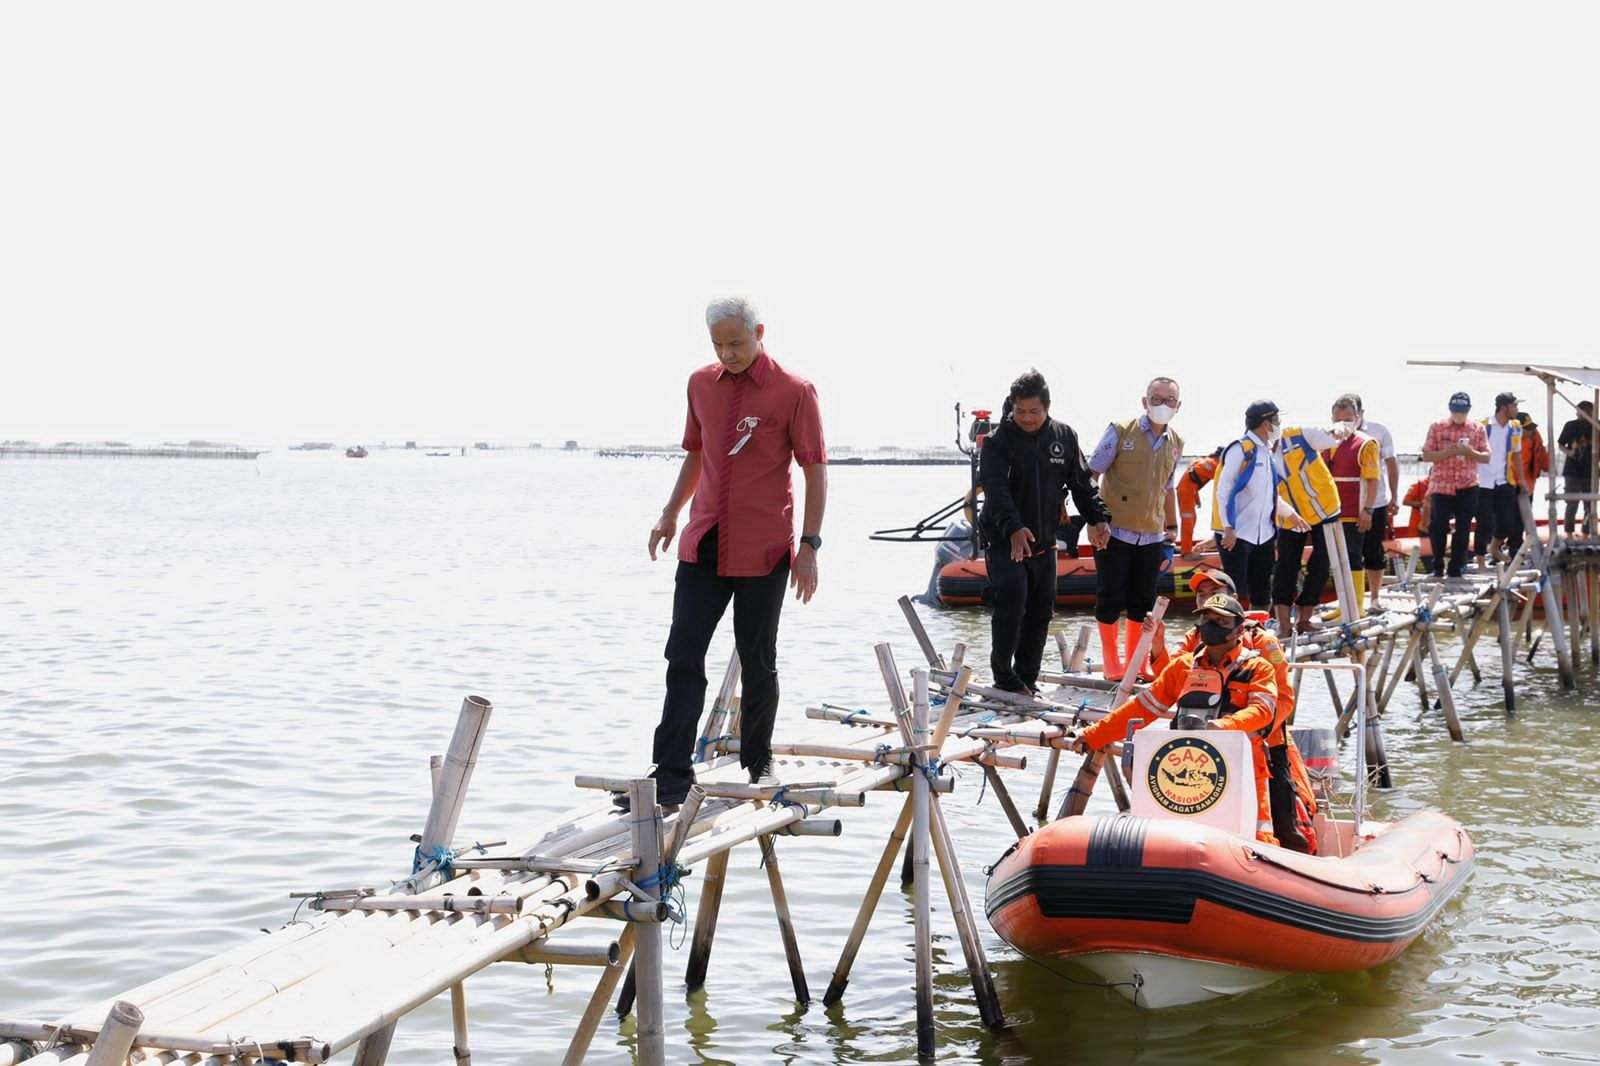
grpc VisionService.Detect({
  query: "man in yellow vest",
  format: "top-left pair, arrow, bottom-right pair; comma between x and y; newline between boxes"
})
1269,421 -> 1354,633
1087,376 -> 1185,681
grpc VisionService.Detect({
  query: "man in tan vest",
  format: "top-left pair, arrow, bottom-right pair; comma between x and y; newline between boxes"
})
1086,376 -> 1184,681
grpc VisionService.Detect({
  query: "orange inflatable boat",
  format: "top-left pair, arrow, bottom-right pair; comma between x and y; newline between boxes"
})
986,808 -> 1474,1008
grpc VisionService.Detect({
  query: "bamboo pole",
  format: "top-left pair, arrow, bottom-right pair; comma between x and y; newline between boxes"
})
821,798 -> 911,1006
83,1002 -> 142,1066
627,780 -> 665,1066
756,835 -> 810,1004
695,651 -> 742,763
982,764 -> 1029,839
1035,628 -> 1089,819
616,787 -> 705,1017
1497,564 -> 1518,714
562,927 -> 636,1066
899,594 -> 947,669
449,983 -> 470,1066
355,696 -> 492,1065
1057,599 -> 1167,819
507,942 -> 621,967
909,670 -> 935,1061
1423,628 -> 1465,741
1520,491 -> 1577,688
684,851 -> 729,991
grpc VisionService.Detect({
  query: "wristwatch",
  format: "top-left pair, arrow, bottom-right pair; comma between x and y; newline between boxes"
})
800,534 -> 823,551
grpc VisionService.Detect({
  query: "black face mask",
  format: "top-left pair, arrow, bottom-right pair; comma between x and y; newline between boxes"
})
1198,620 -> 1236,646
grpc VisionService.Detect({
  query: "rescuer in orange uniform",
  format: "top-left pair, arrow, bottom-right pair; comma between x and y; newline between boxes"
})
1075,593 -> 1281,846
1177,448 -> 1224,555
1176,567 -> 1318,852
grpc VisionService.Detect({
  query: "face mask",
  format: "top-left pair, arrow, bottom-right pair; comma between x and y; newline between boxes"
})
1198,620 -> 1236,646
1265,425 -> 1282,444
1148,403 -> 1177,425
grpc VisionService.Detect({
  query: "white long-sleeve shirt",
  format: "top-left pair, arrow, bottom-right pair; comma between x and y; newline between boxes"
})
1214,430 -> 1290,545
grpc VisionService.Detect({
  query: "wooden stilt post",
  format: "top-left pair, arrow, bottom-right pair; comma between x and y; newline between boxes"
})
1035,628 -> 1088,819
1589,565 -> 1599,666
563,928 -> 635,1066
873,643 -> 921,888
84,1002 -> 142,1066
1326,524 -> 1391,786
822,798 -> 912,1006
628,779 -> 666,1066
358,695 -> 492,1065
909,670 -> 936,1060
1496,564 -> 1517,715
684,851 -> 729,992
1374,628 -> 1423,719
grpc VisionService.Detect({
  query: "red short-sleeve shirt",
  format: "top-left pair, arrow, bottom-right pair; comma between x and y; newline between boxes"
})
1423,419 -> 1488,495
680,351 -> 827,576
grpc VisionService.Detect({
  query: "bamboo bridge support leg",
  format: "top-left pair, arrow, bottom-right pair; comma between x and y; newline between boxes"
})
983,764 -> 1030,839
629,780 -> 666,1066
84,1002 -> 142,1066
822,798 -> 912,1006
1423,631 -> 1466,742
1036,629 -> 1088,819
620,787 -> 707,1016
684,850 -> 730,992
449,984 -> 471,1066
1496,566 -> 1518,716
929,796 -> 1004,1029
899,594 -> 947,669
910,672 -> 936,1061
1375,630 -> 1422,719
1522,492 -> 1577,688
1372,634 -> 1398,708
757,835 -> 811,1005
1328,524 -> 1389,784
1569,569 -> 1583,676
1589,566 -> 1600,666
563,927 -> 636,1066
359,695 -> 493,1065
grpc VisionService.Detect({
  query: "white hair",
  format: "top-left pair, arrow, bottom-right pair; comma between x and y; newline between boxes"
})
705,296 -> 760,332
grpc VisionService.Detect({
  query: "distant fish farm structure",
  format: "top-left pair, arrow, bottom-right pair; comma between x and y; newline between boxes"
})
0,444 -> 263,460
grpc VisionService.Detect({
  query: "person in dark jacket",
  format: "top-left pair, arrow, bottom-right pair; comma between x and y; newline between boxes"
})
979,369 -> 1111,693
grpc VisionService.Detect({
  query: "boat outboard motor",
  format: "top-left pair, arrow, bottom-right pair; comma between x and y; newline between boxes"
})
917,517 -> 976,603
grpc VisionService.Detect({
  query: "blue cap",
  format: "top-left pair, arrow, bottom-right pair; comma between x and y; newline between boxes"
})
1448,391 -> 1472,412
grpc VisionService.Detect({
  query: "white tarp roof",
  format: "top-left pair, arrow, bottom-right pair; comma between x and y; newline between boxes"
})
1409,359 -> 1600,391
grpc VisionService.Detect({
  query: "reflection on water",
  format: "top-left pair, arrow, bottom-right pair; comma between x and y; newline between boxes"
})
1,452 -> 1596,1064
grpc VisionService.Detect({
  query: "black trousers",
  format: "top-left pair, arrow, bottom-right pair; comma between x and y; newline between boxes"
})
1473,483 -> 1525,559
1219,535 -> 1275,610
1428,488 -> 1479,577
653,528 -> 789,793
1273,519 -> 1361,607
1361,505 -> 1389,572
1093,536 -> 1165,625
988,548 -> 1056,692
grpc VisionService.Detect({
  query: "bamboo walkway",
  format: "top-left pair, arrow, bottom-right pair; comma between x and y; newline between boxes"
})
5,526 -> 1599,1066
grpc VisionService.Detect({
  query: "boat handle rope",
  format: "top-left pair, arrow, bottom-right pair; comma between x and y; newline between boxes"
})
1244,846 -> 1429,896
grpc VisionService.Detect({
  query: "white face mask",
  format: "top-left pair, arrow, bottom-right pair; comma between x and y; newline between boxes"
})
1266,426 -> 1282,444
1148,403 -> 1177,425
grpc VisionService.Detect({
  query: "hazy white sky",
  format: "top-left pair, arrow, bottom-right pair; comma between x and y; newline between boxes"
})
4,2 -> 1599,451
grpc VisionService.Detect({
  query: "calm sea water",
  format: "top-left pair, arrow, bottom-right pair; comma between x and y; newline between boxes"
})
2,452 -> 1597,1065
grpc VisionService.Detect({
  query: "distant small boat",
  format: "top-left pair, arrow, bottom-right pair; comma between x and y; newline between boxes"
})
426,451 -> 450,457
345,446 -> 368,459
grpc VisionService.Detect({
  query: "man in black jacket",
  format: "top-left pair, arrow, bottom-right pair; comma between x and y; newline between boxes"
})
979,369 -> 1112,693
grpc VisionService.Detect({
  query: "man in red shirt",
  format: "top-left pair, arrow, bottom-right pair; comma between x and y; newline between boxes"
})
1420,391 -> 1490,578
638,297 -> 828,807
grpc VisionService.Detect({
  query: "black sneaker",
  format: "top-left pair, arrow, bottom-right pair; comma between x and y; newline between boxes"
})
611,779 -> 690,814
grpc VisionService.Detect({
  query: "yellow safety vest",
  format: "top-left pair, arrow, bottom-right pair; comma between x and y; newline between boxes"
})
1275,427 -> 1341,527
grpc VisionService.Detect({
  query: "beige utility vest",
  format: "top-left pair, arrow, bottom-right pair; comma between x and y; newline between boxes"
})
1100,418 -> 1184,533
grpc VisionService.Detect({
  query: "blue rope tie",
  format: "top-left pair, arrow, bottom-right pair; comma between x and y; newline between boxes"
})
1338,623 -> 1357,651
872,742 -> 895,763
841,708 -> 868,725
636,862 -> 689,894
694,732 -> 733,762
922,757 -> 944,784
768,785 -> 811,819
931,695 -> 947,707
412,844 -> 454,876
1414,605 -> 1434,625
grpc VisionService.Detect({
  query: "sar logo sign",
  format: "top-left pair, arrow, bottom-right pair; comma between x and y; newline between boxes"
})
1147,736 -> 1228,815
